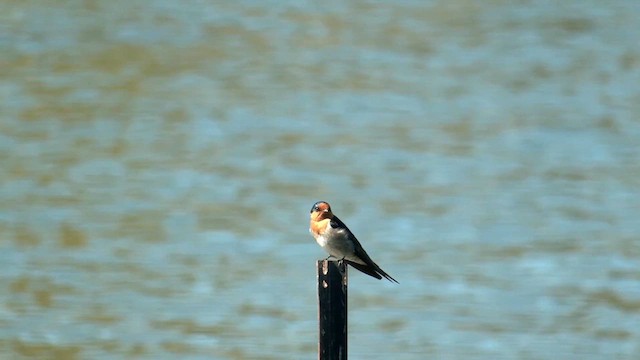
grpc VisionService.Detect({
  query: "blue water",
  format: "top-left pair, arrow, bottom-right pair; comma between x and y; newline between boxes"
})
1,0 -> 639,359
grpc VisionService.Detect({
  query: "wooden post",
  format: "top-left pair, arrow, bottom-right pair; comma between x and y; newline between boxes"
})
317,260 -> 347,360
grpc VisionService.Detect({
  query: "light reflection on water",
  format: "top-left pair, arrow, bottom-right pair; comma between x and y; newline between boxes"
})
1,1 -> 639,359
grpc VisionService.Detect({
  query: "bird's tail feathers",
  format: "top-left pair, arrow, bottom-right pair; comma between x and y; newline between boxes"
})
345,260 -> 398,283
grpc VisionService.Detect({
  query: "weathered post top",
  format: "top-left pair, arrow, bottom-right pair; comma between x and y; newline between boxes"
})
317,260 -> 348,360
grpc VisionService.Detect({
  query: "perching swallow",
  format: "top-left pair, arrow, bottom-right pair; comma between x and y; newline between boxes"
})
309,201 -> 398,283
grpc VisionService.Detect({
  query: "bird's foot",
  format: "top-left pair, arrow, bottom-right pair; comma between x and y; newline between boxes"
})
324,255 -> 346,265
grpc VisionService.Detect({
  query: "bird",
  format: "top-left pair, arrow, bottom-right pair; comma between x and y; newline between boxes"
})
309,201 -> 398,283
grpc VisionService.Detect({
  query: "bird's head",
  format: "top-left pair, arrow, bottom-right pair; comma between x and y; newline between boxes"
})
310,201 -> 332,221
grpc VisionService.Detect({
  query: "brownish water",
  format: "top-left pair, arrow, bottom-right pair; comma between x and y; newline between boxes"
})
1,1 -> 639,359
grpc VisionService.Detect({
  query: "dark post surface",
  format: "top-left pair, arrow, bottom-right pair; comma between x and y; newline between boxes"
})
317,260 -> 347,360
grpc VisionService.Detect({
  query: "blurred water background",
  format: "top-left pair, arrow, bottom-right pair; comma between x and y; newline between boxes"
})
1,0 -> 639,359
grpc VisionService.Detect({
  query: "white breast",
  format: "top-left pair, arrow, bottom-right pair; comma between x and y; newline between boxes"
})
310,227 -> 329,247
315,226 -> 355,259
